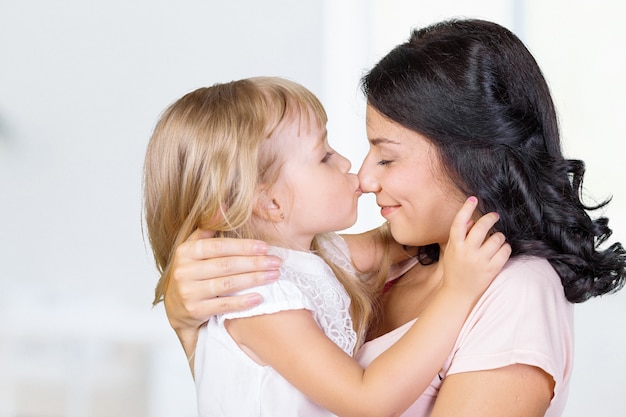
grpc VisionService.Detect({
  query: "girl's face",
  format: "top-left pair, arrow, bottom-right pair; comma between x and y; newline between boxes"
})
272,115 -> 361,250
358,105 -> 465,249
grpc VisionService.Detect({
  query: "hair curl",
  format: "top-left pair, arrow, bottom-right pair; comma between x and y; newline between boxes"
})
362,19 -> 625,303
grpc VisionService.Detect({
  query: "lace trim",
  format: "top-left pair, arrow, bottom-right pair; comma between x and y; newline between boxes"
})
221,234 -> 357,355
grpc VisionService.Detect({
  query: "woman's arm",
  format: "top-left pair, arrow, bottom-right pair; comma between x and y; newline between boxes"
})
430,365 -> 553,417
227,198 -> 512,416
163,228 -> 282,370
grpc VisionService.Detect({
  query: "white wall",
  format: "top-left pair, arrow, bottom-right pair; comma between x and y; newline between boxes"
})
523,3 -> 626,415
0,1 -> 325,416
0,1 -> 624,416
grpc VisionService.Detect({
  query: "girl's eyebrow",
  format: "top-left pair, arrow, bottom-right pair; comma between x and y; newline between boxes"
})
315,129 -> 328,147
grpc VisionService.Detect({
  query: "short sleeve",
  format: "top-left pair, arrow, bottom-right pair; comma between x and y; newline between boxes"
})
444,257 -> 574,393
218,278 -> 315,324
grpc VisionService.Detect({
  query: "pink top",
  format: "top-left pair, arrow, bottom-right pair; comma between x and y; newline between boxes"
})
356,256 -> 574,417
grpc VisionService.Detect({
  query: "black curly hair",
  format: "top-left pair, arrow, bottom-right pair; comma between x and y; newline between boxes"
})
362,19 -> 625,303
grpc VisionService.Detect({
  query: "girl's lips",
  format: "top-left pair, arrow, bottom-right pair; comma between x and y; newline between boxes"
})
380,205 -> 400,218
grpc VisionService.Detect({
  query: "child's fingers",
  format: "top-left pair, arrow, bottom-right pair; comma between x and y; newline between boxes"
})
464,211 -> 500,247
490,240 -> 512,270
479,231 -> 509,258
449,196 -> 479,244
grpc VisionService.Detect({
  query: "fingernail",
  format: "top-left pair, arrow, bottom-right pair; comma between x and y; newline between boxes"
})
468,196 -> 477,203
268,256 -> 282,268
246,294 -> 263,306
264,270 -> 280,282
254,241 -> 269,254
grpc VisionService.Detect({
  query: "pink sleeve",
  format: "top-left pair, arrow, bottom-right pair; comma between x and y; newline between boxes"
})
443,257 -> 574,398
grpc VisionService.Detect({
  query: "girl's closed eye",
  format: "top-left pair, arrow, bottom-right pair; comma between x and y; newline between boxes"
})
321,151 -> 335,163
377,159 -> 392,166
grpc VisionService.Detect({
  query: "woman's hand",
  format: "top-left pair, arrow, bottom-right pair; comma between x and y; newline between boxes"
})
163,229 -> 281,363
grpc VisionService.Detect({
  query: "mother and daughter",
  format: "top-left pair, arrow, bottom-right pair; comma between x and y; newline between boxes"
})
144,19 -> 625,417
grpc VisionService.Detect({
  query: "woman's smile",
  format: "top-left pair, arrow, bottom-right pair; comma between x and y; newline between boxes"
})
379,204 -> 400,218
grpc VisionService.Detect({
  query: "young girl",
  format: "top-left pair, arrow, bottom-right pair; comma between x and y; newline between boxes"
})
143,76 -> 510,416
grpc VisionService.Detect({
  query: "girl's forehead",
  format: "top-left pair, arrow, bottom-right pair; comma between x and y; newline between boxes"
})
274,108 -> 325,137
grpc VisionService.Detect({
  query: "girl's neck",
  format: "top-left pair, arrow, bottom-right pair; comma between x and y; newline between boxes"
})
263,232 -> 315,253
252,216 -> 315,252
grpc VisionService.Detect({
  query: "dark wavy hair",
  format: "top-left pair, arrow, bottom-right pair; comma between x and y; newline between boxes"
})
362,19 -> 625,303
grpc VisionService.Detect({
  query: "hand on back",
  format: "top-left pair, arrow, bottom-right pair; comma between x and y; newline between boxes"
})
164,229 -> 281,332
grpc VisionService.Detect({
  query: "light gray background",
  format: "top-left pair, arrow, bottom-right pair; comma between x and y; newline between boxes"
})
1,1 -> 624,416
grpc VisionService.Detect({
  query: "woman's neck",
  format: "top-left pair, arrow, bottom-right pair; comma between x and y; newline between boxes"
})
367,261 -> 444,341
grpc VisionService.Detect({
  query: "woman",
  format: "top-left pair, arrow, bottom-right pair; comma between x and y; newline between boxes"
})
143,76 -> 508,416
159,19 -> 625,416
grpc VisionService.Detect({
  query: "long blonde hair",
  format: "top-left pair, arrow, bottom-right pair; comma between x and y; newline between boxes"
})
143,77 -> 376,346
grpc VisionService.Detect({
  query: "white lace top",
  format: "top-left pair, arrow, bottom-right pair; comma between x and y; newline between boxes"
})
194,233 -> 356,417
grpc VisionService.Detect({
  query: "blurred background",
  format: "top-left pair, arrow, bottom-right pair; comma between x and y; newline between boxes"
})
1,0 -> 624,416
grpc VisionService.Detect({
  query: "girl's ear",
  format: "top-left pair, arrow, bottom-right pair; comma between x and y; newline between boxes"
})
253,189 -> 285,223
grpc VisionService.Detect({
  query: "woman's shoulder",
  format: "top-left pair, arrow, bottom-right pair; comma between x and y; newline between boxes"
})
476,255 -> 573,318
494,256 -> 562,292
501,255 -> 554,272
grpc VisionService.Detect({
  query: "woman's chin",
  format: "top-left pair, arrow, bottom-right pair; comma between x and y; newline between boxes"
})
389,225 -> 419,247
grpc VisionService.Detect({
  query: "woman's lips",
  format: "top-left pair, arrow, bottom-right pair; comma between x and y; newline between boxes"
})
380,205 -> 400,217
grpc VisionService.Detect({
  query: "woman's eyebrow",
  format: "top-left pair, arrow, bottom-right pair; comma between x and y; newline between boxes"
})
369,137 -> 400,146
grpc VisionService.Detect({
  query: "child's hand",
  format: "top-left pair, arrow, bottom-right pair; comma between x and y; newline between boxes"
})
442,196 -> 511,299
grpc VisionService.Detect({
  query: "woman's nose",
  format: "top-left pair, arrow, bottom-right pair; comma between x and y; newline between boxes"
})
357,160 -> 380,193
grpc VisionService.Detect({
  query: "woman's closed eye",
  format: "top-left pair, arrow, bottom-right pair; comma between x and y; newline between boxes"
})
377,159 -> 393,166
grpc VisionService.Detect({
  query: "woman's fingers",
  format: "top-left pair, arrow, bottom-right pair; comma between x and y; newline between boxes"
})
178,265 -> 280,298
183,232 -> 270,260
177,230 -> 282,280
164,230 -> 281,325
196,292 -> 265,316
175,252 -> 281,281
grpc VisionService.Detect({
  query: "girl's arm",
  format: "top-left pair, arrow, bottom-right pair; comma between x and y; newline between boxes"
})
430,365 -> 553,417
227,197 -> 512,417
341,226 -> 415,275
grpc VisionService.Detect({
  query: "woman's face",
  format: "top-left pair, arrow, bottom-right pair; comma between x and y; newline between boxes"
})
358,105 -> 465,249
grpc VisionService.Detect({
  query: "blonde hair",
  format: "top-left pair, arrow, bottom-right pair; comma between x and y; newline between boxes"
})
143,77 -> 376,347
